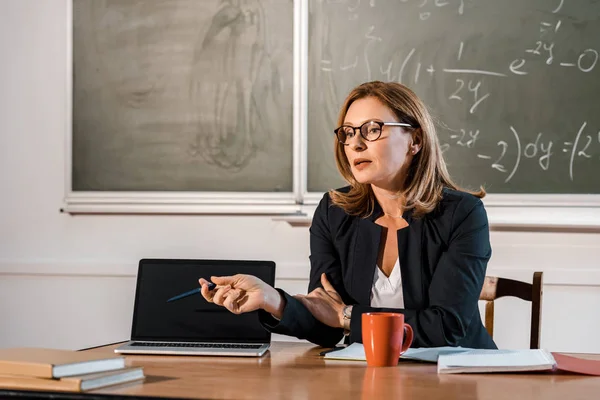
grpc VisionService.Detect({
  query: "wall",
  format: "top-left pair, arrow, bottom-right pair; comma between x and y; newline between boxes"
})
1,0 -> 599,353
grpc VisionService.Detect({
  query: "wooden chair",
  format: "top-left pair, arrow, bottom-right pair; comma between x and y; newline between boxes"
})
479,272 -> 543,349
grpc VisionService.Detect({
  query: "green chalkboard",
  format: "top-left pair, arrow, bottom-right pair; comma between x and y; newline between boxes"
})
307,0 -> 600,194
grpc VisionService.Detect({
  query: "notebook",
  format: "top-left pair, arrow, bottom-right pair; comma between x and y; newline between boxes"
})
0,367 -> 144,392
0,348 -> 125,378
437,349 -> 557,374
115,259 -> 275,357
438,349 -> 600,375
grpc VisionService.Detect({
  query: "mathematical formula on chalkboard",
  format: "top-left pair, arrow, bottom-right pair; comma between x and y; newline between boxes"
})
308,0 -> 600,193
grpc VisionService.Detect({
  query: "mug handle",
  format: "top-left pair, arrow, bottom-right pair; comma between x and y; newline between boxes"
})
399,323 -> 414,355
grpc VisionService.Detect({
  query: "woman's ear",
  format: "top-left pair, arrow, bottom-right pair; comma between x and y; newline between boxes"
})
410,130 -> 422,155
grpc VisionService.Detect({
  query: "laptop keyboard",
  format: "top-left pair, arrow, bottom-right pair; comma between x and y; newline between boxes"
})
130,342 -> 262,349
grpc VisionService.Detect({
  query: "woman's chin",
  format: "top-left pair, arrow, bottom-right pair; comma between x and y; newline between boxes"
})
352,174 -> 393,189
352,174 -> 375,185
354,176 -> 373,185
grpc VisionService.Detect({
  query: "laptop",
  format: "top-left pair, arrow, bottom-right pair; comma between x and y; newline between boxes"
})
115,258 -> 275,357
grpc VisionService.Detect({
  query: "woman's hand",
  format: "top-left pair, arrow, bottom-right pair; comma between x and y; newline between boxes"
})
294,273 -> 346,329
199,274 -> 285,318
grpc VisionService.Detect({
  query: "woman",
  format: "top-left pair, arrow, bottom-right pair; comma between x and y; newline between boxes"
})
199,81 -> 497,349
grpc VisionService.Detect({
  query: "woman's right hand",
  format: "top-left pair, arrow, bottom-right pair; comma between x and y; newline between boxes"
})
199,274 -> 285,318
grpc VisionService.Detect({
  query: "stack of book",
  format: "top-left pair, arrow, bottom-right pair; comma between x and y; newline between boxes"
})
0,347 -> 144,392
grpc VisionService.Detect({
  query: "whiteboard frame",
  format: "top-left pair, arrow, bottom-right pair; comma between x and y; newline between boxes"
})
63,0 -> 600,227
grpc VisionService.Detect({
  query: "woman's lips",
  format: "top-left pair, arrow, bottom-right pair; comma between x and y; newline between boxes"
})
354,160 -> 372,170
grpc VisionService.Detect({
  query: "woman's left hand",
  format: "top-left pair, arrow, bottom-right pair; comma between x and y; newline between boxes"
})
294,273 -> 346,329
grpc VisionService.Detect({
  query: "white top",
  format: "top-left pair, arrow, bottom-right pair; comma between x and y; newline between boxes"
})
370,258 -> 405,308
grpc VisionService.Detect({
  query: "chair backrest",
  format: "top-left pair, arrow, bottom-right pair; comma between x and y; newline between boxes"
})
479,272 -> 544,349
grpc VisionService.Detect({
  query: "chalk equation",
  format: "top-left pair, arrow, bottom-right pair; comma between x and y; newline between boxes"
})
310,0 -> 600,190
445,122 -> 600,183
328,0 -> 465,21
509,0 -> 598,76
413,0 -> 465,20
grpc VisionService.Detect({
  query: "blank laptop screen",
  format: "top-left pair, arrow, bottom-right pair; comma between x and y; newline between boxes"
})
131,259 -> 275,343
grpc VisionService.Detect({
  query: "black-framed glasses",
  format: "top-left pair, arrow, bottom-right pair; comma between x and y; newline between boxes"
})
333,119 -> 414,145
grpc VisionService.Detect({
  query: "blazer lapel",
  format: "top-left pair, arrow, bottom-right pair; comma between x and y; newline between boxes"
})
352,218 -> 382,305
397,212 -> 424,309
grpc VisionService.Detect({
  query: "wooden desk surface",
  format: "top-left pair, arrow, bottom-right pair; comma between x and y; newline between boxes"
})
79,342 -> 600,400
3,342 -> 600,399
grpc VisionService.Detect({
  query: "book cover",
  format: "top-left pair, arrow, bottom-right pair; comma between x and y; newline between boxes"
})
0,348 -> 125,378
0,367 -> 144,392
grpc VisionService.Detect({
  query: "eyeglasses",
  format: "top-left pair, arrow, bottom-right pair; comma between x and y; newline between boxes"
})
333,119 -> 414,145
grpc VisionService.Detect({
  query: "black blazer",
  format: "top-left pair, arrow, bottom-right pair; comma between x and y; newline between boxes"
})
259,186 -> 497,350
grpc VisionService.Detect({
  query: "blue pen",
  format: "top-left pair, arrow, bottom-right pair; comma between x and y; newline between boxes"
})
167,282 -> 216,303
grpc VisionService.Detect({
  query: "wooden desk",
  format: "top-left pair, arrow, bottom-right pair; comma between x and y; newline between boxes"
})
2,342 -> 600,399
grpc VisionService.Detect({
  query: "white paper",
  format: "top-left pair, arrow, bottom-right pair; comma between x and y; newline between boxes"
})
323,343 -> 366,361
401,346 -> 474,363
323,342 -> 474,363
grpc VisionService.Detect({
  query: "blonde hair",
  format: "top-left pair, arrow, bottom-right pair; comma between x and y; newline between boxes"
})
330,81 -> 485,218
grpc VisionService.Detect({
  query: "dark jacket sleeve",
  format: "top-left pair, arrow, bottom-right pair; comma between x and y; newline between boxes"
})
258,193 -> 346,348
349,197 -> 492,347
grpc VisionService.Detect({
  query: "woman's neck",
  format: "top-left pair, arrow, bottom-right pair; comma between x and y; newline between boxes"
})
371,185 -> 406,219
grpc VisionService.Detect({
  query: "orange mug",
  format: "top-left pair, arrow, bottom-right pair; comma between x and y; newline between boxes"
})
362,312 -> 414,367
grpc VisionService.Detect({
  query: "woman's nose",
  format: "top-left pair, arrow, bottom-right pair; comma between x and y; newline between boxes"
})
348,134 -> 366,151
